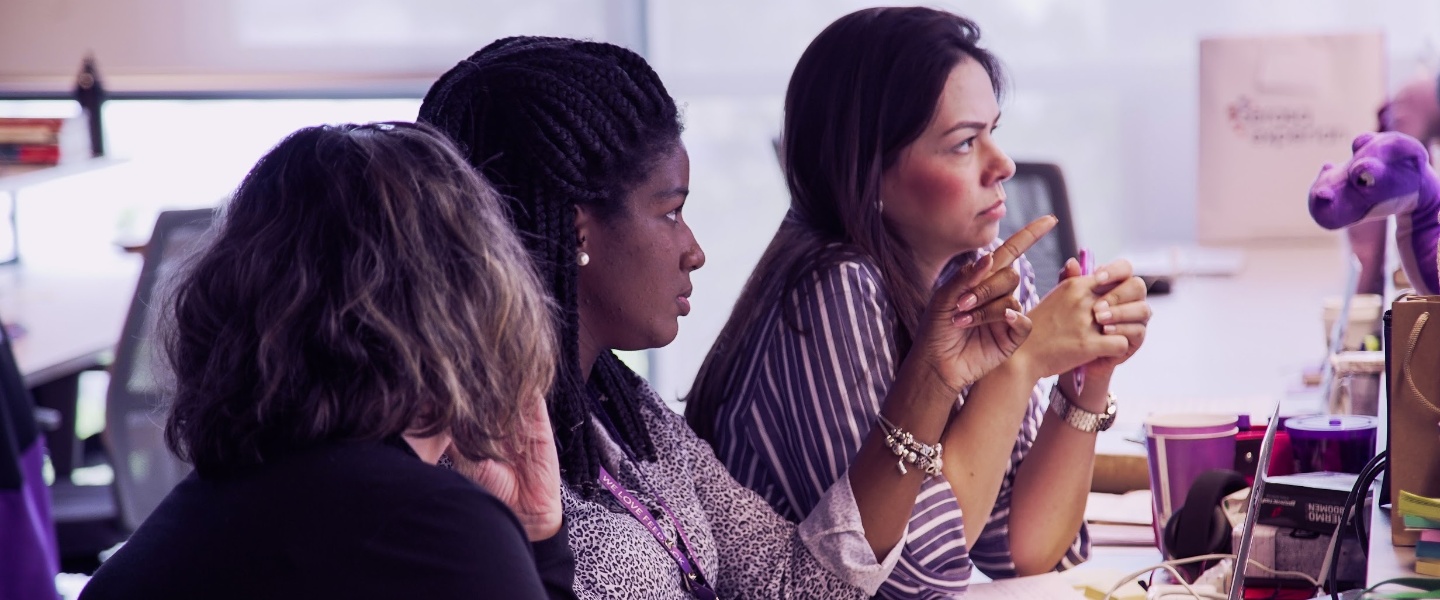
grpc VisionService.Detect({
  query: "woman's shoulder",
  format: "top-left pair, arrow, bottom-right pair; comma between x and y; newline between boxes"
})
789,248 -> 888,305
630,378 -> 687,432
267,441 -> 513,529
629,378 -> 718,455
357,452 -> 526,552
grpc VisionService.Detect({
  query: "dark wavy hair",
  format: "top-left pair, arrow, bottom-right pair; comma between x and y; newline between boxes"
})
419,37 -> 682,494
164,121 -> 556,474
687,7 -> 1005,440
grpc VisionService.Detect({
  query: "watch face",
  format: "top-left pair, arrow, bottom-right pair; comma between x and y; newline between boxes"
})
1052,390 -> 1117,432
1097,400 -> 1118,431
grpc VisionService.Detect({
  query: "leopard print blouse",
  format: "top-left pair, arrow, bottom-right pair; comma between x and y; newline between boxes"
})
563,382 -> 898,599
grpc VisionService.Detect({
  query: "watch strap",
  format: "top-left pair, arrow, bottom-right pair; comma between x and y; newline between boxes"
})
1049,385 -> 1117,433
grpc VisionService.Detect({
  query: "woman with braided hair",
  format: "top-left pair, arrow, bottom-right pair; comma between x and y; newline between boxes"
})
421,36 -> 1047,599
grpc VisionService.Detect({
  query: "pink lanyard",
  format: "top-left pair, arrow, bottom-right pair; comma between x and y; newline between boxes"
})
597,466 -> 716,600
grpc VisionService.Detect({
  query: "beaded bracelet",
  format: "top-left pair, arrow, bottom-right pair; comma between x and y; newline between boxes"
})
876,414 -> 944,477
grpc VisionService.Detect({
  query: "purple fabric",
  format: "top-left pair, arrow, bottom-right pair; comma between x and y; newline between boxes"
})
0,440 -> 60,600
1308,131 -> 1440,296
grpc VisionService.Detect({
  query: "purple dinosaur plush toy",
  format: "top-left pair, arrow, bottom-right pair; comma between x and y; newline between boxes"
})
1309,131 -> 1440,296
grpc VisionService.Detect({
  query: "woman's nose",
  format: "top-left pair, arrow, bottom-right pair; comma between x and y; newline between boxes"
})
684,235 -> 706,272
990,149 -> 1017,187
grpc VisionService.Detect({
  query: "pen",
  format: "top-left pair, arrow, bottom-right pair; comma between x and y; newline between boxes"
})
1076,248 -> 1093,396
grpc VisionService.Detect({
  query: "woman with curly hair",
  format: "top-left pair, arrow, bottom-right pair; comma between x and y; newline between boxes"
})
81,122 -> 573,600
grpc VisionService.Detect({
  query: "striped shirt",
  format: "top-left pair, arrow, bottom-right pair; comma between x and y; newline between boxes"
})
709,241 -> 1090,599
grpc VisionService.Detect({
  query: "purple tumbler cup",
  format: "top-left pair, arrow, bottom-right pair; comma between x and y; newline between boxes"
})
1144,413 -> 1240,550
1284,415 -> 1378,474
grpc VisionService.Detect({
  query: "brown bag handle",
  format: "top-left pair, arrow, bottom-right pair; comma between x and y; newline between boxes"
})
1405,312 -> 1440,416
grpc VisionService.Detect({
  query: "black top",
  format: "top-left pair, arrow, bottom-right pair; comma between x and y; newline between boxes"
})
80,439 -> 576,600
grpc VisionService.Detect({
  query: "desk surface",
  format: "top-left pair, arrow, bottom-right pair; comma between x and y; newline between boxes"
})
1107,240 -> 1348,430
0,157 -> 125,192
0,253 -> 139,387
1369,505 -> 1418,585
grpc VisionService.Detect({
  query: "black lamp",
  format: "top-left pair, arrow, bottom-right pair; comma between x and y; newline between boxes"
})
74,54 -> 105,158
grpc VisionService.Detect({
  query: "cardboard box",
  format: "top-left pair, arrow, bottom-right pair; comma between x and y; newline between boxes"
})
1257,471 -> 1357,534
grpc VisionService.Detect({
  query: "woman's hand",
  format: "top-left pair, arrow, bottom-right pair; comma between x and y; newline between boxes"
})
1027,257 -> 1149,389
1073,258 -> 1151,373
446,394 -> 563,542
1009,258 -> 1136,380
914,216 -> 1056,393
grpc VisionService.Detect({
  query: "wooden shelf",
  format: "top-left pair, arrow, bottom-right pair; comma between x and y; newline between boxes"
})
0,156 -> 125,191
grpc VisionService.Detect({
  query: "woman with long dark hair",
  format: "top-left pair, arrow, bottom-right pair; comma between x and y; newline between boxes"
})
420,36 -> 1049,599
688,7 -> 1152,598
80,122 -> 573,600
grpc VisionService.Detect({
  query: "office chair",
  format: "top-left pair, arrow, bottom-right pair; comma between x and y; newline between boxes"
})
1000,162 -> 1079,299
104,208 -> 213,533
0,306 -> 64,592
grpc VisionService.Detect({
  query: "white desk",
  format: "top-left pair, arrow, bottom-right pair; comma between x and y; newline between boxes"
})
0,251 -> 139,480
1107,240 -> 1348,427
1111,240 -> 1430,589
0,254 -> 139,387
0,158 -> 125,192
1368,506 -> 1417,585
1093,239 -> 1347,493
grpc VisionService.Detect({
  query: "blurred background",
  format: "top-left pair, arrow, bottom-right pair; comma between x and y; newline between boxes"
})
1,0 -> 1433,401
7,5 -> 1433,593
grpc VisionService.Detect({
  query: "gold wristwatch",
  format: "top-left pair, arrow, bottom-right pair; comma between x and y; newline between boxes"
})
1050,387 -> 1117,433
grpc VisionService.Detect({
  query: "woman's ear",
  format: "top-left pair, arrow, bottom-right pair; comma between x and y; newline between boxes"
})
574,204 -> 593,250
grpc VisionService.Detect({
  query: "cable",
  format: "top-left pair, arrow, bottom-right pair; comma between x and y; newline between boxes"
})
1100,553 -> 1327,600
1243,559 -> 1322,588
1327,450 -> 1389,595
1102,553 -> 1235,600
1113,453 -> 1390,598
1116,456 -> 1389,599
1345,450 -> 1389,551
1324,446 -> 1382,592
1355,453 -> 1389,546
1324,452 -> 1381,594
1360,576 -> 1440,598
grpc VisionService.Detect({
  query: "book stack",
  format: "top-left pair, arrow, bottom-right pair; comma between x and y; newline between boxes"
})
1257,471 -> 1356,534
0,118 -> 64,166
1083,489 -> 1156,547
1398,490 -> 1440,576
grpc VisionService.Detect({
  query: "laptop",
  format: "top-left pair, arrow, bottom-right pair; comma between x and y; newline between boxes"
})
1227,397 -> 1284,600
1228,254 -> 1362,599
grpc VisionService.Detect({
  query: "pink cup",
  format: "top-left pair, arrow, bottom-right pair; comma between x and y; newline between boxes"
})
1144,413 -> 1239,553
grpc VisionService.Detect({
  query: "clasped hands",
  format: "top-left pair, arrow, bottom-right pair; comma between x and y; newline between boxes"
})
1022,241 -> 1151,408
914,215 -> 1151,399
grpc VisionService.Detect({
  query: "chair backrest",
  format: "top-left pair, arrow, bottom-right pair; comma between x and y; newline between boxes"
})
0,307 -> 61,595
999,162 -> 1079,299
105,208 -> 214,532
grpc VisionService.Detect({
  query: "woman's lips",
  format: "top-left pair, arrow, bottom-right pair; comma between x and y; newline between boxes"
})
978,199 -> 1006,219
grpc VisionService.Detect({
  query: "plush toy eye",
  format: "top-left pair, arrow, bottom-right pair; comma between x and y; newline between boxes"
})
1356,172 -> 1375,187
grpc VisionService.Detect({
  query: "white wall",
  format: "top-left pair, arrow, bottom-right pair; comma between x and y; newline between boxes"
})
6,1 -> 1440,402
0,0 -> 619,93
648,0 -> 1440,400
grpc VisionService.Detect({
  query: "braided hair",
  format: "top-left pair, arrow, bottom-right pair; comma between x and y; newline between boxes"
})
419,37 -> 682,495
